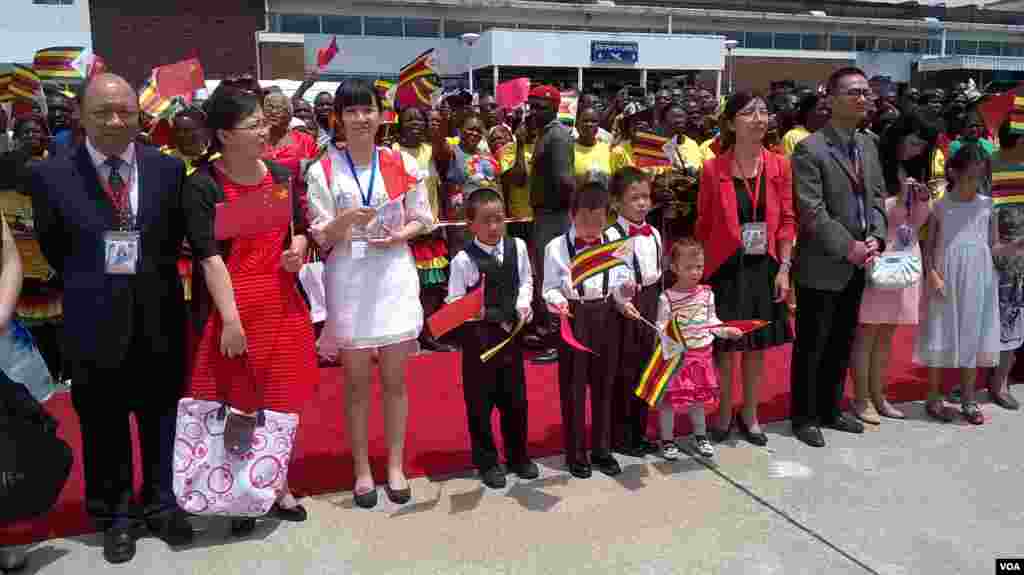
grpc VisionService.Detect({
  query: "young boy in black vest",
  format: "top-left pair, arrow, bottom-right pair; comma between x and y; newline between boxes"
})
447,188 -> 540,489
607,167 -> 662,457
543,181 -> 627,479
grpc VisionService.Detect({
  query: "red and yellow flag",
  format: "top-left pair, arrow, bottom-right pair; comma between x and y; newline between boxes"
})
0,70 -> 13,103
395,49 -> 437,109
633,131 -> 672,168
9,65 -> 40,101
635,319 -> 686,408
33,46 -> 86,80
570,238 -> 631,287
139,72 -> 171,117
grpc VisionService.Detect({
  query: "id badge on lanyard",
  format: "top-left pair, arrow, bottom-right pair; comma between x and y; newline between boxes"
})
102,167 -> 140,275
346,148 -> 379,259
739,152 -> 768,256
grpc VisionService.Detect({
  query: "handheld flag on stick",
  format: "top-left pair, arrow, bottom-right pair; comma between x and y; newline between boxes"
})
139,72 -> 171,117
32,46 -> 86,80
374,80 -> 398,123
317,36 -> 340,70
480,316 -> 527,362
0,68 -> 13,103
427,282 -> 484,339
154,58 -> 205,102
496,78 -> 530,110
634,317 -> 686,408
9,65 -> 40,101
632,131 -> 672,168
559,314 -> 594,354
396,49 -> 438,109
570,238 -> 632,287
978,89 -> 1017,135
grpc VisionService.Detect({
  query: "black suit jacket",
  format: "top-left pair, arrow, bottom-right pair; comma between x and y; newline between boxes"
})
29,143 -> 187,382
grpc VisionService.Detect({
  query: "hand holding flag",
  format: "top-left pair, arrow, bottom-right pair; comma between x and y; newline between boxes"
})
427,281 -> 484,339
317,36 -> 340,70
632,132 -> 672,168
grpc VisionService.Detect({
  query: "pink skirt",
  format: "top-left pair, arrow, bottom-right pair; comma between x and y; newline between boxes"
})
663,344 -> 719,411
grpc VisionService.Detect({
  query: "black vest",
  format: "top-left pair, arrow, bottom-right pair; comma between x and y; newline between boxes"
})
464,237 -> 519,325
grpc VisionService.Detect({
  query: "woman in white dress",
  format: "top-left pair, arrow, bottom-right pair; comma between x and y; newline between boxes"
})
306,79 -> 434,508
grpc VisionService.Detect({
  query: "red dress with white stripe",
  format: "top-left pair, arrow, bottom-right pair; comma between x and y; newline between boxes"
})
187,171 -> 318,414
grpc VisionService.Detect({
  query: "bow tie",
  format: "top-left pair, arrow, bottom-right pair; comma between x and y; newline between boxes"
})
628,223 -> 653,237
575,238 -> 601,250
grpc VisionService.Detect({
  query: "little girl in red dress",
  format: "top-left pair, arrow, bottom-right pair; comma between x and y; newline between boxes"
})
656,239 -> 742,460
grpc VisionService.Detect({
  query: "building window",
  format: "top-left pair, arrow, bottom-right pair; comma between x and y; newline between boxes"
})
405,18 -> 440,38
802,34 -> 826,51
445,20 -> 482,38
953,39 -> 978,55
279,14 -> 321,34
887,38 -> 906,52
322,15 -> 362,35
978,41 -> 1002,56
855,36 -> 876,52
906,38 -> 924,53
774,33 -> 801,50
927,38 -> 942,55
33,0 -> 74,4
1007,44 -> 1024,57
722,30 -> 744,48
745,31 -> 772,49
364,17 -> 403,37
830,34 -> 853,51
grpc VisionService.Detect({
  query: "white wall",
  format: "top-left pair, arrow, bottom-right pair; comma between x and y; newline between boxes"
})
0,1 -> 92,64
304,36 -> 467,76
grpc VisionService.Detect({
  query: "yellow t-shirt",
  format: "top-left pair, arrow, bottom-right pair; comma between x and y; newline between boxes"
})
670,135 -> 704,172
782,126 -> 811,158
396,142 -> 440,219
498,143 -> 534,219
574,142 -> 612,188
699,137 -> 718,164
931,148 -> 946,180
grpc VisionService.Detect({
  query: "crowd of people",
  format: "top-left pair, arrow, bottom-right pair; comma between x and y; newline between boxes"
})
1,62 -> 1022,570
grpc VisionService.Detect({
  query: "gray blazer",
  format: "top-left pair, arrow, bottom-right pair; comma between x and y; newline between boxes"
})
791,125 -> 887,292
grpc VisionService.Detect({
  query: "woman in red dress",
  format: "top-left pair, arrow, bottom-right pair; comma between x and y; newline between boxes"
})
262,91 -> 318,183
183,80 -> 317,535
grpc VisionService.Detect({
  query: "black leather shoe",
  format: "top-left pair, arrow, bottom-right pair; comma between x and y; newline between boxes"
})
828,414 -> 865,434
384,482 -> 412,505
613,443 -> 646,457
508,460 -> 540,480
794,425 -> 825,448
268,502 -> 308,522
990,387 -> 1020,411
591,452 -> 622,476
481,466 -> 507,489
353,488 -> 378,509
736,415 -> 768,447
568,462 -> 592,479
531,349 -> 559,364
0,547 -> 27,572
103,527 -> 136,565
146,512 -> 194,547
230,518 -> 257,537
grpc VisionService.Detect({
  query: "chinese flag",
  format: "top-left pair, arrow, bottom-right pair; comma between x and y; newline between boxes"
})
427,283 -> 484,339
979,90 -> 1017,134
214,184 -> 292,240
496,78 -> 530,110
317,37 -> 339,70
155,58 -> 205,102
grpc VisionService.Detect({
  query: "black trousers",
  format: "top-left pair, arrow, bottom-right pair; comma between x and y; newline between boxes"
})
612,284 -> 659,448
790,270 -> 866,428
531,209 -> 570,341
459,323 -> 529,471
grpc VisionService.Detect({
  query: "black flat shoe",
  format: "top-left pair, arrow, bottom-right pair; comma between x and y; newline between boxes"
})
103,527 -> 136,565
989,387 -> 1020,411
230,518 -> 257,537
353,487 -> 379,509
269,502 -> 308,522
481,466 -> 507,489
147,511 -> 195,547
794,425 -> 825,448
508,460 -> 540,480
828,414 -> 865,434
0,547 -> 27,572
591,452 -> 622,477
531,349 -> 559,364
568,462 -> 592,479
384,482 -> 412,504
736,414 -> 768,447
709,418 -> 734,444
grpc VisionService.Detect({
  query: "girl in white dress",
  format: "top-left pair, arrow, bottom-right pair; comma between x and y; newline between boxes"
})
916,142 -> 1024,425
306,79 -> 434,508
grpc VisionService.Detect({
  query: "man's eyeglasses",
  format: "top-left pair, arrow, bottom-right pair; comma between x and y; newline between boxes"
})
232,120 -> 268,131
736,107 -> 769,118
839,89 -> 874,100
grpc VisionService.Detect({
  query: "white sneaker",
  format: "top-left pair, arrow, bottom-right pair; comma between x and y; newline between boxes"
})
690,435 -> 715,458
660,440 -> 681,460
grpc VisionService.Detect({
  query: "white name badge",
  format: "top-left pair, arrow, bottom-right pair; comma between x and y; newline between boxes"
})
741,222 -> 768,256
350,239 -> 368,260
104,230 -> 140,275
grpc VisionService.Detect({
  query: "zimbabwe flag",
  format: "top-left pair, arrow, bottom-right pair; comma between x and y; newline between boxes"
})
139,72 -> 171,117
635,318 -> 686,408
992,160 -> 1024,207
32,46 -> 86,80
395,49 -> 437,109
632,131 -> 672,168
570,238 -> 632,287
9,65 -> 40,101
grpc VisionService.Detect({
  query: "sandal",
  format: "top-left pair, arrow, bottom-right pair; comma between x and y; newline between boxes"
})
961,402 -> 984,425
925,398 -> 955,422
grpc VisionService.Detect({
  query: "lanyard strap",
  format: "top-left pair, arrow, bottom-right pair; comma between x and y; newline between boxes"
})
100,162 -> 136,229
735,150 -> 764,221
344,147 -> 378,207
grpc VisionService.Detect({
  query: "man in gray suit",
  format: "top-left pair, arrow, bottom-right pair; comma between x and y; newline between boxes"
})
790,67 -> 887,448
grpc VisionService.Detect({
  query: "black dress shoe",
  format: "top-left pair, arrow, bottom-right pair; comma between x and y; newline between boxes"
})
0,546 -> 27,572
146,512 -> 195,547
793,425 -> 825,448
103,527 -> 136,565
268,502 -> 308,522
828,414 -> 865,434
481,466 -> 507,489
230,518 -> 257,537
531,349 -> 559,364
736,415 -> 768,447
990,387 -> 1021,411
508,460 -> 540,480
613,443 -> 646,457
591,452 -> 622,476
384,482 -> 412,505
353,488 -> 379,509
568,462 -> 592,479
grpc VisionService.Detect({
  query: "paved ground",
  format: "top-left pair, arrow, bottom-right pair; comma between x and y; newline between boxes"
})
8,397 -> 1024,575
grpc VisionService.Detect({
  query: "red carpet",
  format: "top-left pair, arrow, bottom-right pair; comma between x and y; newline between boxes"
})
0,326 -> 969,544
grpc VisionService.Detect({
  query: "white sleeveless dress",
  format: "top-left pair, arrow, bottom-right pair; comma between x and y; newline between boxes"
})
306,145 -> 435,352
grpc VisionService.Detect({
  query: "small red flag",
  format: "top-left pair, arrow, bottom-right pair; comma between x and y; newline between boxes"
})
214,184 -> 292,240
154,58 -> 205,102
496,78 -> 530,110
979,90 -> 1017,134
317,37 -> 339,70
427,283 -> 484,339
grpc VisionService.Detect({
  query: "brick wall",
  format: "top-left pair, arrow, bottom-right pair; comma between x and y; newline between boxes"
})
90,1 -> 265,87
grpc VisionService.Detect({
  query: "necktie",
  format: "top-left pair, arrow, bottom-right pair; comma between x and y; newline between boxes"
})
104,157 -> 129,225
575,238 -> 600,250
848,140 -> 865,230
628,223 -> 653,237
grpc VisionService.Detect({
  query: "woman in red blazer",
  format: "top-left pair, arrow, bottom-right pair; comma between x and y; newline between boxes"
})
695,91 -> 797,447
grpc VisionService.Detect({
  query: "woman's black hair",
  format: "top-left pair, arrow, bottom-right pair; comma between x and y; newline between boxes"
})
879,112 -> 938,195
793,93 -> 820,129
200,83 -> 263,160
332,78 -> 381,115
173,103 -> 207,127
719,90 -> 765,151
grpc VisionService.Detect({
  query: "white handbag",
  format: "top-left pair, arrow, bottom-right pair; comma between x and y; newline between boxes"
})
868,250 -> 922,290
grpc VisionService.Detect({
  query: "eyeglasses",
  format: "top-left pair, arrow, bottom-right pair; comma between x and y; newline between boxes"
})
232,120 -> 268,131
839,89 -> 874,100
736,107 -> 769,118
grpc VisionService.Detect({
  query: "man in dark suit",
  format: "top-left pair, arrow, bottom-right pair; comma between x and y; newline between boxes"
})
29,74 -> 193,564
790,67 -> 887,448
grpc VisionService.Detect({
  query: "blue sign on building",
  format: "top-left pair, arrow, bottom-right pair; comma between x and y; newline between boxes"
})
591,41 -> 639,65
